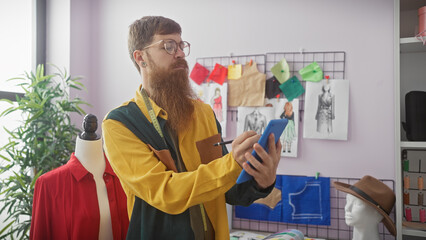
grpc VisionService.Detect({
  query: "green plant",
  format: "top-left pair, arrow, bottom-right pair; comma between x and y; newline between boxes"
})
0,64 -> 89,239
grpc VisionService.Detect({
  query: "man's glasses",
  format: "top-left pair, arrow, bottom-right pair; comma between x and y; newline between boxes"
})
143,39 -> 190,57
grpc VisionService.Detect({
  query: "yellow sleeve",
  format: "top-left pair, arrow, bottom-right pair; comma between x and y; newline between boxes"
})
102,119 -> 242,215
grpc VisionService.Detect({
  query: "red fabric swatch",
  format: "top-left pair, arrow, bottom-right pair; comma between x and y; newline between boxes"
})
190,63 -> 210,85
208,63 -> 228,85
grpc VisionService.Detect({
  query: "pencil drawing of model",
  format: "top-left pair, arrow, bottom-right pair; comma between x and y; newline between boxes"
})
315,84 -> 335,134
244,109 -> 267,134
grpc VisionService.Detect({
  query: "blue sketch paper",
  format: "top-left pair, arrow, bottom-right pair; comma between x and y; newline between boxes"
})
281,175 -> 330,225
235,175 -> 283,222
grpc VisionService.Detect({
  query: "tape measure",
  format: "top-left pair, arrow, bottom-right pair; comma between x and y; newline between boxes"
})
141,88 -> 208,232
141,88 -> 165,139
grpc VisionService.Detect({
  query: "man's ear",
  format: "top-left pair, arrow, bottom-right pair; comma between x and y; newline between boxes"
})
133,50 -> 145,68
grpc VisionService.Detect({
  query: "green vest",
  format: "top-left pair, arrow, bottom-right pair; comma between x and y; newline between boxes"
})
107,101 -> 273,239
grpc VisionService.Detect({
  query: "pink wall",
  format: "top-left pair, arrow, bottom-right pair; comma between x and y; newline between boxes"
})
67,0 -> 395,179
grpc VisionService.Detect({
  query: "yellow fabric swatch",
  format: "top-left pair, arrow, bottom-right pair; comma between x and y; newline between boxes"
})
227,64 -> 242,80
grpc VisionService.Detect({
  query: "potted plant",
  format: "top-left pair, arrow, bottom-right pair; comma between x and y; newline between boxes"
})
0,64 -> 89,239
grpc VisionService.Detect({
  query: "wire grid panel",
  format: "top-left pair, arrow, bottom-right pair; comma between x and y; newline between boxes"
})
232,177 -> 395,240
196,54 -> 266,141
265,51 -> 346,112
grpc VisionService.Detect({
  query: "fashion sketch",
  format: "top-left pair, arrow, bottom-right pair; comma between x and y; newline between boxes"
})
205,82 -> 227,138
266,98 -> 299,157
211,88 -> 223,122
244,109 -> 267,134
315,84 -> 335,134
303,79 -> 349,141
190,81 -> 207,103
237,107 -> 274,137
280,102 -> 296,153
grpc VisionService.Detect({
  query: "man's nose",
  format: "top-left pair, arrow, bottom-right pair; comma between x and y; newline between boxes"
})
175,47 -> 185,58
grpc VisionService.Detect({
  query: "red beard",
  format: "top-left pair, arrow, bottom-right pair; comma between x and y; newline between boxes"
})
147,58 -> 196,132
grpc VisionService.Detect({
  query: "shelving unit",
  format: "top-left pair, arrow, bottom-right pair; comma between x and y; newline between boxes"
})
395,0 -> 426,239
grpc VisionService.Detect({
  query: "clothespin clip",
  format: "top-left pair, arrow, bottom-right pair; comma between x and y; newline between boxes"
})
325,75 -> 330,84
315,172 -> 320,180
232,60 -> 236,65
249,59 -> 253,66
276,94 -> 280,102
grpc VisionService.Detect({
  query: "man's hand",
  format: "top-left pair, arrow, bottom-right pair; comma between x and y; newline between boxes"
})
242,133 -> 282,189
231,131 -> 260,167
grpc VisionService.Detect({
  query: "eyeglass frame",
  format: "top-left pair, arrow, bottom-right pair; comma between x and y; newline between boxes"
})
142,39 -> 190,56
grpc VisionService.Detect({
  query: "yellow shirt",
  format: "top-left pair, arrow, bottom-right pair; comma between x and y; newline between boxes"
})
102,87 -> 242,239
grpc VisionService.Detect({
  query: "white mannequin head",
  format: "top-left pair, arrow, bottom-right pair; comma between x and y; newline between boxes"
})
345,194 -> 383,240
334,176 -> 397,237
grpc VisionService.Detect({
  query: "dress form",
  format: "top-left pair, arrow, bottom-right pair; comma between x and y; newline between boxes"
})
75,114 -> 113,240
345,194 -> 383,240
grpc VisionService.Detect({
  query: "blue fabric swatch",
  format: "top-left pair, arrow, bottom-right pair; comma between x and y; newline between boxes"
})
281,175 -> 330,225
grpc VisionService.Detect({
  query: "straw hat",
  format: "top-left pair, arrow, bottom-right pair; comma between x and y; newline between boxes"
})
332,175 -> 396,236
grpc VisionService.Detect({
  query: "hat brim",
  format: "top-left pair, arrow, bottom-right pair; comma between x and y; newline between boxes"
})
332,181 -> 396,236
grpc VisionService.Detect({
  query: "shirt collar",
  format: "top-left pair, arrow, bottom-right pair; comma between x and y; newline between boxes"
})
69,152 -> 117,182
135,84 -> 168,120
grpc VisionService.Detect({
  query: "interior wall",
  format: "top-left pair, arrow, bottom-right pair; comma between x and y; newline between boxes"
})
66,0 -> 395,179
69,0 -> 97,125
46,0 -> 70,73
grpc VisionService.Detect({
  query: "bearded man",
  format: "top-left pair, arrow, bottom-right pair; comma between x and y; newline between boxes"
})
102,16 -> 282,240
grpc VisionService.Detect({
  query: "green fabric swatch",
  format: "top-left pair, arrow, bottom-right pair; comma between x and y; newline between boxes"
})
279,76 -> 305,101
271,58 -> 290,84
298,62 -> 323,82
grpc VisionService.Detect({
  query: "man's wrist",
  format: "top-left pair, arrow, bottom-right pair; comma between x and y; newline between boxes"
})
254,180 -> 276,193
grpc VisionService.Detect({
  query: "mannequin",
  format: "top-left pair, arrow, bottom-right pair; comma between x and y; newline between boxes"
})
74,114 -> 113,240
30,114 -> 129,240
333,175 -> 396,237
345,194 -> 383,240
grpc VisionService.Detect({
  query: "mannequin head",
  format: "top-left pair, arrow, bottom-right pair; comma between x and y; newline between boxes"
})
333,175 -> 396,236
345,194 -> 383,228
80,114 -> 100,140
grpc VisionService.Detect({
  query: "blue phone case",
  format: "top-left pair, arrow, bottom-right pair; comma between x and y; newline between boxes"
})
236,118 -> 288,184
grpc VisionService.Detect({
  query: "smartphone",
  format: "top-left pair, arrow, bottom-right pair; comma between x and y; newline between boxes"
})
236,118 -> 288,184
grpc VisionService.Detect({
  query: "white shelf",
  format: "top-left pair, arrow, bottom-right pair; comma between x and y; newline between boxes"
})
400,37 -> 424,44
402,227 -> 426,237
400,37 -> 426,53
401,141 -> 426,148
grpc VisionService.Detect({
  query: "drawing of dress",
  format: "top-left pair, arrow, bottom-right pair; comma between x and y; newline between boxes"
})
280,101 -> 295,153
280,111 -> 295,153
315,85 -> 335,134
212,95 -> 222,122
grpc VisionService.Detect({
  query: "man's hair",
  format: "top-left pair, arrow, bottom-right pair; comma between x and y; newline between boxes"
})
128,16 -> 182,73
